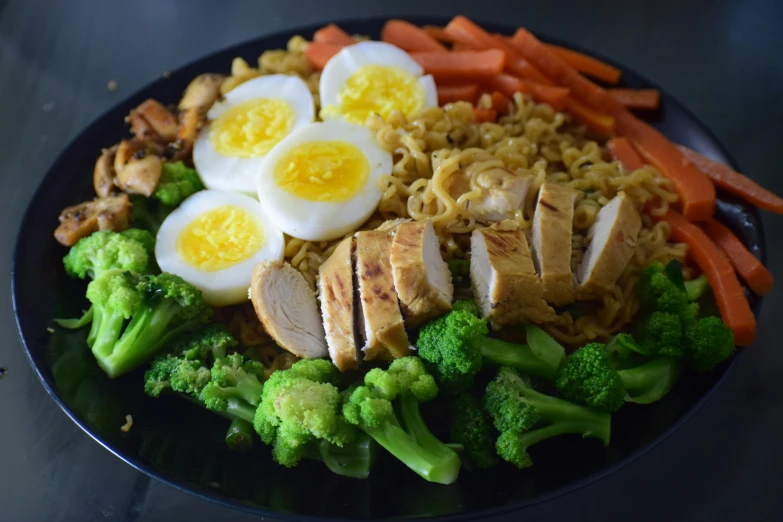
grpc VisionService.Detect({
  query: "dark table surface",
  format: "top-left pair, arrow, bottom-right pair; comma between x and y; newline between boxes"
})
2,0 -> 782,520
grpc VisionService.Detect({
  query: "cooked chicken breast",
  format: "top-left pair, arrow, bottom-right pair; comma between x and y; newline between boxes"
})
250,260 -> 328,359
390,219 -> 453,327
447,167 -> 532,224
54,193 -> 131,247
471,223 -> 556,327
578,192 -> 642,294
531,181 -> 578,306
318,237 -> 359,372
355,230 -> 410,360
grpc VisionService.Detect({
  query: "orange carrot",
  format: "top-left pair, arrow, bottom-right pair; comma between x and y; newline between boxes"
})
452,42 -> 477,51
410,49 -> 505,82
484,74 -> 569,111
381,19 -> 448,53
423,25 -> 455,44
676,145 -> 783,214
510,28 -> 622,113
615,111 -> 715,221
304,42 -> 347,70
313,24 -> 355,46
609,88 -> 661,110
701,219 -> 774,296
437,83 -> 480,104
491,34 -> 555,84
606,137 -> 645,170
490,91 -> 511,113
565,98 -> 616,135
473,107 -> 498,123
660,210 -> 756,346
545,44 -> 622,84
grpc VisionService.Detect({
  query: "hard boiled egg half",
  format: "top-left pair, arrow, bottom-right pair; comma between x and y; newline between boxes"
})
155,190 -> 284,306
193,74 -> 315,195
256,120 -> 392,241
320,41 -> 438,124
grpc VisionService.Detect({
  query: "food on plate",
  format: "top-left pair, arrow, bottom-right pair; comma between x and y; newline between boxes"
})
155,190 -> 285,306
50,16 -> 777,484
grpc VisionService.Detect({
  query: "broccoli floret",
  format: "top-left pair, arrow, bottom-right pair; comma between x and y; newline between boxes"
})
450,394 -> 496,469
684,274 -> 709,301
120,229 -> 155,256
169,324 -> 237,363
556,343 -> 625,413
342,356 -> 460,484
451,299 -> 479,316
63,229 -> 152,280
225,418 -> 255,452
201,353 -> 265,416
485,367 -> 610,469
417,310 -> 565,394
685,316 -> 735,372
616,356 -> 682,404
153,161 -> 204,207
130,195 -> 175,235
88,271 -> 212,378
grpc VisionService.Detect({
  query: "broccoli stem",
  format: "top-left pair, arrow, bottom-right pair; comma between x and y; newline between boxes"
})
223,397 -> 257,423
618,357 -> 683,405
225,418 -> 254,452
359,414 -> 460,485
86,306 -> 102,347
481,338 -> 561,380
684,274 -> 709,301
311,434 -> 376,479
517,420 -> 605,450
398,394 -> 461,468
54,306 -> 94,330
90,308 -> 127,362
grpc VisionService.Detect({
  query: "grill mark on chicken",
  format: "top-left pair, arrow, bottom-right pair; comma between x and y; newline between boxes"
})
539,199 -> 558,212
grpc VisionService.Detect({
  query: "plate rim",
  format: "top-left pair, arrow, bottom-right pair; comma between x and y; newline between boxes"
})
11,15 -> 765,521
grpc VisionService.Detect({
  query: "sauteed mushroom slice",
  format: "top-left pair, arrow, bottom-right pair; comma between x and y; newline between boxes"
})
54,193 -> 131,247
178,73 -> 225,114
127,99 -> 178,143
93,145 -> 118,198
113,139 -> 163,197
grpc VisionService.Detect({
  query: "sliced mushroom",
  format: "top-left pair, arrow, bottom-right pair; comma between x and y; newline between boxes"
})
115,153 -> 162,197
94,145 -> 118,198
168,107 -> 201,161
127,99 -> 178,143
54,193 -> 131,246
178,73 -> 226,114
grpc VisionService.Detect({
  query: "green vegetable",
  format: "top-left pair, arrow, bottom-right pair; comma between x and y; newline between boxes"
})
225,418 -> 254,452
685,316 -> 735,372
684,274 -> 709,301
417,307 -> 565,394
63,229 -> 154,280
130,195 -> 174,235
450,394 -> 496,469
153,161 -> 204,207
342,357 -> 460,484
485,367 -> 610,469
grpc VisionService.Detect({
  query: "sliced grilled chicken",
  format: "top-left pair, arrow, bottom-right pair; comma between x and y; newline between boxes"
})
578,192 -> 642,294
318,237 -> 359,372
531,181 -> 578,306
390,219 -> 453,327
471,222 -> 556,327
355,230 -> 410,360
250,260 -> 328,359
447,167 -> 532,224
54,193 -> 131,246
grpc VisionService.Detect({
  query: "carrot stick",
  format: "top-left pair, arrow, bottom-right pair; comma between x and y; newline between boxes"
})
510,28 -> 621,113
609,88 -> 661,110
660,210 -> 756,346
484,74 -> 569,111
490,91 -> 511,113
565,98 -> 616,135
410,49 -> 505,82
452,42 -> 477,51
423,25 -> 455,44
304,42 -> 347,70
491,34 -> 555,84
615,111 -> 715,221
437,83 -> 480,104
473,107 -> 498,123
381,19 -> 448,53
545,44 -> 622,84
606,137 -> 645,170
313,24 -> 355,46
676,145 -> 783,214
701,219 -> 774,296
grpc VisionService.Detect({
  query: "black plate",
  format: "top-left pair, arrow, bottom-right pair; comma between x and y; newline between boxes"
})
12,16 -> 765,521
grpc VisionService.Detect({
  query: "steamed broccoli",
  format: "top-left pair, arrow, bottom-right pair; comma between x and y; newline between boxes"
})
225,418 -> 255,452
254,359 -> 373,478
87,270 -> 212,378
684,274 -> 709,302
685,316 -> 735,372
450,394 -> 496,469
153,161 -> 204,207
417,306 -> 565,394
130,195 -> 174,235
63,229 -> 154,280
343,357 -> 460,484
485,367 -> 611,469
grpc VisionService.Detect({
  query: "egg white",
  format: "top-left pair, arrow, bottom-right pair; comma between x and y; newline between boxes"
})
155,190 -> 285,306
256,120 -> 392,241
319,41 -> 438,120
193,74 -> 315,196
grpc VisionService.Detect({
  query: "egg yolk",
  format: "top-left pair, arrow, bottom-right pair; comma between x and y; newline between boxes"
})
176,206 -> 264,271
321,65 -> 425,124
273,141 -> 369,202
210,98 -> 295,157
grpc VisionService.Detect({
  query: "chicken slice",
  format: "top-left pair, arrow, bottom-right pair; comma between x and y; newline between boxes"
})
447,167 -> 532,224
578,192 -> 642,294
355,230 -> 410,360
471,223 -> 556,327
531,181 -> 578,306
54,193 -> 131,246
390,219 -> 453,327
318,237 -> 359,372
250,260 -> 327,359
